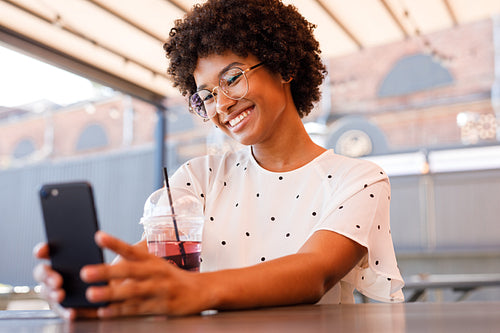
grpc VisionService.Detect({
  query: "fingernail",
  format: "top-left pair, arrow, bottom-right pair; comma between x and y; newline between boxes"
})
49,291 -> 60,302
80,267 -> 97,282
48,276 -> 57,287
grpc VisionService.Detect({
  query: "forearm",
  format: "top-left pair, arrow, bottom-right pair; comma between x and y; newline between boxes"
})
198,231 -> 367,312
201,253 -> 331,311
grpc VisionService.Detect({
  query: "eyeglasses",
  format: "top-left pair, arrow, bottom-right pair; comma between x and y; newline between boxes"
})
189,62 -> 264,119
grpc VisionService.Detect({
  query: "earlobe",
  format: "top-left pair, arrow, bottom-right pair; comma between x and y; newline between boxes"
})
282,77 -> 293,84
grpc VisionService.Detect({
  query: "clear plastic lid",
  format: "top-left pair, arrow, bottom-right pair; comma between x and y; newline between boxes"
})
140,187 -> 203,223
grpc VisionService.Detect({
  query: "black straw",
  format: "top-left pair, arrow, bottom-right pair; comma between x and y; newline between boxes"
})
163,167 -> 187,267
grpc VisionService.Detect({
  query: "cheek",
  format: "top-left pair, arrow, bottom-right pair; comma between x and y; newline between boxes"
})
253,75 -> 287,104
210,117 -> 221,127
210,117 -> 229,134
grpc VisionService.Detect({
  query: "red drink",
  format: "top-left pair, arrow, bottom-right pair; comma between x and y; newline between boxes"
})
147,240 -> 201,271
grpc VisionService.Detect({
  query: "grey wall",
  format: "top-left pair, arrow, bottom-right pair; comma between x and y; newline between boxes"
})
390,169 -> 500,253
0,148 -> 157,286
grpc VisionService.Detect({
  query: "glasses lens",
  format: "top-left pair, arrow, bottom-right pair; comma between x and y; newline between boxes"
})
220,68 -> 247,99
190,90 -> 215,119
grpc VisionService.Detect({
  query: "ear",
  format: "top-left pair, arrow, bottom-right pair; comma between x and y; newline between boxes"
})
282,76 -> 293,84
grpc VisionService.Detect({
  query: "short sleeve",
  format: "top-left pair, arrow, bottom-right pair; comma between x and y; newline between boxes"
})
313,179 -> 404,303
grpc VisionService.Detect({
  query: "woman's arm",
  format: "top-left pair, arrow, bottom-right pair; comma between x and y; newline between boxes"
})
81,230 -> 366,317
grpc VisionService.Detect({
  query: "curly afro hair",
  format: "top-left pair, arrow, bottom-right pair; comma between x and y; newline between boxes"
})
164,0 -> 326,118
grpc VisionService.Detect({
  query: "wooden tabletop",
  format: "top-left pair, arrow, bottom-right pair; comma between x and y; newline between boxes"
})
1,302 -> 499,333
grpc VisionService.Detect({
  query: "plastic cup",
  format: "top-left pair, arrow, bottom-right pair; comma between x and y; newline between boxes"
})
140,187 -> 204,271
141,215 -> 203,271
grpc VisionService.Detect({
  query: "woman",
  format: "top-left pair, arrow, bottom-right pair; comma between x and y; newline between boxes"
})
34,0 -> 404,319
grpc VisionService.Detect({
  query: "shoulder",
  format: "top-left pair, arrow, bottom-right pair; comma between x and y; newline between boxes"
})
316,151 -> 389,189
176,148 -> 250,174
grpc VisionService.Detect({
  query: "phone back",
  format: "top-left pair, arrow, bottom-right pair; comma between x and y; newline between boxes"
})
39,181 -> 106,308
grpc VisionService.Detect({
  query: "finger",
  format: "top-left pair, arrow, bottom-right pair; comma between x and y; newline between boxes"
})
95,231 -> 150,261
86,278 -> 159,303
40,284 -> 65,304
49,304 -> 98,321
82,255 -> 175,284
33,242 -> 49,259
33,263 -> 63,289
49,302 -> 76,321
97,296 -> 168,318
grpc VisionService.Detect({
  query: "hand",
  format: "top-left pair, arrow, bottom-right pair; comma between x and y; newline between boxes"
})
81,231 -> 211,317
32,243 -> 98,320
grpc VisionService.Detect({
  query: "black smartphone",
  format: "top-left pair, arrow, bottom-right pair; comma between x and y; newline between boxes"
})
39,181 -> 107,308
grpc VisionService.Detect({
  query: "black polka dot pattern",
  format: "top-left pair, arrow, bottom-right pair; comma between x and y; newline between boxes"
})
187,152 -> 398,301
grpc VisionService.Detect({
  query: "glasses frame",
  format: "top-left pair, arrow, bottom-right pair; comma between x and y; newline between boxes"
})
189,62 -> 264,120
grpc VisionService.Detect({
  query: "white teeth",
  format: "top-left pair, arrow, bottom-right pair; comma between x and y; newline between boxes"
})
229,110 -> 251,127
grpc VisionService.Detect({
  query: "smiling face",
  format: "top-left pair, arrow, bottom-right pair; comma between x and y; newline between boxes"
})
193,52 -> 296,146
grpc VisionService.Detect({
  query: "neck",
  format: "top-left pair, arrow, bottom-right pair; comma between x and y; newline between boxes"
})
251,116 -> 326,172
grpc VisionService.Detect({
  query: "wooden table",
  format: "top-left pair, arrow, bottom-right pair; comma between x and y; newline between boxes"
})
1,302 -> 499,332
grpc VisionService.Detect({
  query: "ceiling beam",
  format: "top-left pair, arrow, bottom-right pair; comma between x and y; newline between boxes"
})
164,0 -> 189,13
84,0 -> 166,42
2,0 -> 165,77
314,0 -> 363,49
379,0 -> 410,38
442,0 -> 459,26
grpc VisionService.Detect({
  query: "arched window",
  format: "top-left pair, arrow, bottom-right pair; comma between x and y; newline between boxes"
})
378,53 -> 454,97
76,123 -> 109,151
12,138 -> 36,159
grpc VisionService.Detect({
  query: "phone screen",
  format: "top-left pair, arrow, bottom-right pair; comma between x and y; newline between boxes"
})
39,181 -> 107,308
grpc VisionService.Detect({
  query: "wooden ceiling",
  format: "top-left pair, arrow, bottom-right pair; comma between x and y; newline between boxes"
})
1,0 -> 500,103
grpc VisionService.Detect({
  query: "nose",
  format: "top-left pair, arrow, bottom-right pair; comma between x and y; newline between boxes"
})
215,89 -> 236,115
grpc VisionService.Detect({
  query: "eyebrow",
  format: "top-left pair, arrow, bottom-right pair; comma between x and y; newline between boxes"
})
196,61 -> 244,91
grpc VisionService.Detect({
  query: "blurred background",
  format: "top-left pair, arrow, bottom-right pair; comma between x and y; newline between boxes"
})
1,0 -> 500,309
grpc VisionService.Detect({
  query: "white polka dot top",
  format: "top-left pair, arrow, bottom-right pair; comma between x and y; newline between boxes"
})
170,147 -> 404,303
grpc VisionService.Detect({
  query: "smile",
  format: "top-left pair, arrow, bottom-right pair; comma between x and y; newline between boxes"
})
229,109 -> 252,127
